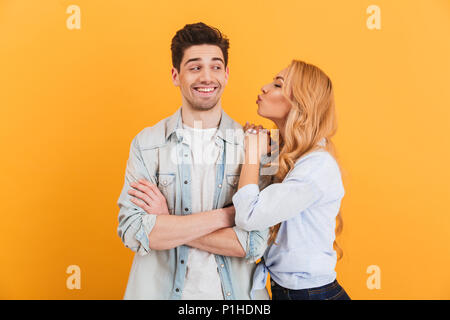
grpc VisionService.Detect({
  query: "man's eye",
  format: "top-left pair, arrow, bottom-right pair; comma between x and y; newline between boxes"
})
190,66 -> 200,71
213,66 -> 222,70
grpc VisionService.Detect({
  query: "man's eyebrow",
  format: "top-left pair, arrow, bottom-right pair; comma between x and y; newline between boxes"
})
184,58 -> 201,66
183,57 -> 225,66
212,57 -> 225,64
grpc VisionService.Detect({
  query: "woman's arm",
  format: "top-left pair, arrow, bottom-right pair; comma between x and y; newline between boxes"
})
233,178 -> 323,231
237,123 -> 270,190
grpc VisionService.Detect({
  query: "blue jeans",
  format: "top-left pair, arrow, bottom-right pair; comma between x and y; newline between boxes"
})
271,279 -> 351,300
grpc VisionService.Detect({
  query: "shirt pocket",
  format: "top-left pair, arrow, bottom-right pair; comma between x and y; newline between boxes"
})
156,173 -> 176,214
226,174 -> 240,189
222,173 -> 240,206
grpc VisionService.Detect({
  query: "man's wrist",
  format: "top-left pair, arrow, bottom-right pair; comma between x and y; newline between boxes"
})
215,208 -> 234,229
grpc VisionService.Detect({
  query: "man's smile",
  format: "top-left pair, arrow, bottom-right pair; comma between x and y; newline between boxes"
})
192,86 -> 218,97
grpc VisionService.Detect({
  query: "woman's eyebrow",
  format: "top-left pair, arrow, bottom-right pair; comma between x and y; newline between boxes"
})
274,76 -> 285,81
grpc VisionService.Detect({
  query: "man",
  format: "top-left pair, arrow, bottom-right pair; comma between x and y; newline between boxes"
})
117,22 -> 272,300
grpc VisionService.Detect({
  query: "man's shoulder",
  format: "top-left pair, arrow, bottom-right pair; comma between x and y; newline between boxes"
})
222,109 -> 243,130
134,112 -> 177,150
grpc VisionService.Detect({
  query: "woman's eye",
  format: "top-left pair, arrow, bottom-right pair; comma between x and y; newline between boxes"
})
274,84 -> 282,88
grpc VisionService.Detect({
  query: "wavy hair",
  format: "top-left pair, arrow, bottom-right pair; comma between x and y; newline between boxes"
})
265,60 -> 344,261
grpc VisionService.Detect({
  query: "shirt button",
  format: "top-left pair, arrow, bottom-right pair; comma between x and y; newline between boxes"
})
226,292 -> 231,296
181,260 -> 184,264
218,184 -> 222,188
184,180 -> 188,184
175,288 -> 180,292
184,208 -> 189,212
220,264 -> 224,268
162,180 -> 167,185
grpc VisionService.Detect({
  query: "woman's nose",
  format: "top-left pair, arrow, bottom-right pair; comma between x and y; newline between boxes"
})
261,86 -> 268,94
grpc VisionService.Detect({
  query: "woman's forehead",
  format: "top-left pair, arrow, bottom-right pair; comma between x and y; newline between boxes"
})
275,68 -> 288,79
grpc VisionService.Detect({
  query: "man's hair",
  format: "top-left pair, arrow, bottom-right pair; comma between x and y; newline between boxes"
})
171,22 -> 230,72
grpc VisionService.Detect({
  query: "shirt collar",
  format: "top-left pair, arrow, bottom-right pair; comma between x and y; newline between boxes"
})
165,107 -> 237,144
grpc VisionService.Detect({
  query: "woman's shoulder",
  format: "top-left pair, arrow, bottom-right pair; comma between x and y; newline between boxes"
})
288,150 -> 343,186
291,149 -> 336,171
290,149 -> 345,198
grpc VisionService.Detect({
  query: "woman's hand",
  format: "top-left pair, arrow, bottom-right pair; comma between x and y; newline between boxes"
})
243,122 -> 271,161
128,179 -> 170,215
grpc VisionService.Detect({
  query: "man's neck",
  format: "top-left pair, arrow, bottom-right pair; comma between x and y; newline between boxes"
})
181,104 -> 222,129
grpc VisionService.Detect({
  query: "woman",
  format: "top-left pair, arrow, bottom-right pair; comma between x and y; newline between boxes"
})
233,60 -> 350,300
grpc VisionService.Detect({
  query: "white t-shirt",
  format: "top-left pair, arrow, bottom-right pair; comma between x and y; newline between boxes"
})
180,123 -> 224,300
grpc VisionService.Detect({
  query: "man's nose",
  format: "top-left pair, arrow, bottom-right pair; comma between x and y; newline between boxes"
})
198,68 -> 213,83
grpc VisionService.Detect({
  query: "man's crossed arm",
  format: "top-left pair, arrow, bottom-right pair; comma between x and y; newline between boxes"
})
127,178 -> 246,257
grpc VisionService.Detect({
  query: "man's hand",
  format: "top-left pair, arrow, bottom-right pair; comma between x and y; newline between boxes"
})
220,205 -> 236,228
128,179 -> 170,215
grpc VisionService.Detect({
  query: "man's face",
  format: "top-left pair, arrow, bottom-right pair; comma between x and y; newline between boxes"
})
172,44 -> 229,111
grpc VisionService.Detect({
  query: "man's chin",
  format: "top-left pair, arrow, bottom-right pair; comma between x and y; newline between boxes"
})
190,100 -> 220,111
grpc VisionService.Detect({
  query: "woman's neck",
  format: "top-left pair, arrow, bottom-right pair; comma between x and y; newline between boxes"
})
273,119 -> 286,141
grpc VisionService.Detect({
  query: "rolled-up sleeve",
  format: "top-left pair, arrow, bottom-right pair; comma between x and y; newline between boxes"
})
232,176 -> 323,232
117,135 -> 158,256
233,226 -> 269,263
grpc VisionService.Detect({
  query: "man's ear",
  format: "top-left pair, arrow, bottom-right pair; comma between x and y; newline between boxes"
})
224,66 -> 230,85
171,67 -> 180,87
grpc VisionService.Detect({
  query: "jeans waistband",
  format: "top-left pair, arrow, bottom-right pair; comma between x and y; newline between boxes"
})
271,279 -> 339,292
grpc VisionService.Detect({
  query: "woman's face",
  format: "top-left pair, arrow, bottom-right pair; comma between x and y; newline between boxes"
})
256,68 -> 292,122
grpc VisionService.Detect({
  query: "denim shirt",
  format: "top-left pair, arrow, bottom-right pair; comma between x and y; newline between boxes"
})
232,149 -> 345,298
117,107 -> 273,300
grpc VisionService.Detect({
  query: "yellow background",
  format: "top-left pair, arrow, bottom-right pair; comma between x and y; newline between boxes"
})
1,0 -> 449,299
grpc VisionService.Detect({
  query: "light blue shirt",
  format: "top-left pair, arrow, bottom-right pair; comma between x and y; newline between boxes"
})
232,149 -> 345,298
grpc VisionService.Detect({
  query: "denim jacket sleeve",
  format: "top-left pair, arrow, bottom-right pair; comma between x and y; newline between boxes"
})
233,226 -> 269,263
117,134 -> 158,256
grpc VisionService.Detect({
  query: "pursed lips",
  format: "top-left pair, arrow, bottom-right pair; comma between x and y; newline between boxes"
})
257,95 -> 262,104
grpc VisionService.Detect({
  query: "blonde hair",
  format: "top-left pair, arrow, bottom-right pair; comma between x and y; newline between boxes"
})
265,60 -> 344,261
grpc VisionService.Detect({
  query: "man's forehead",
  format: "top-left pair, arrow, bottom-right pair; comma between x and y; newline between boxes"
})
181,44 -> 224,64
